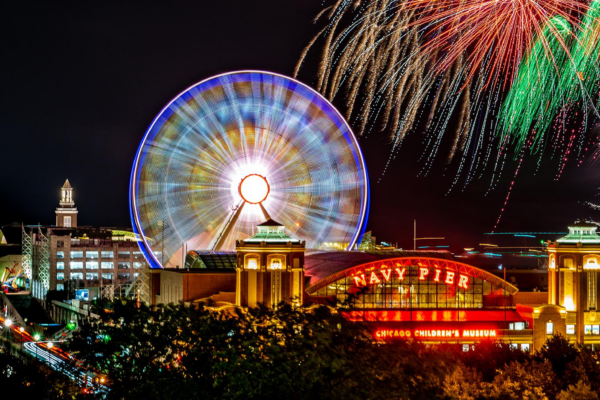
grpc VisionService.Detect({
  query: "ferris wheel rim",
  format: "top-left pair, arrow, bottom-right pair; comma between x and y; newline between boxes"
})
130,70 -> 370,269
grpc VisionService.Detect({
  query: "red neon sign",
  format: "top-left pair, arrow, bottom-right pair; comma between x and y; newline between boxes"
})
374,328 -> 497,340
353,265 -> 470,289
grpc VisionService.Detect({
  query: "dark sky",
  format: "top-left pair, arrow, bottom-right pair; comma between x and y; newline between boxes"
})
2,0 -> 599,251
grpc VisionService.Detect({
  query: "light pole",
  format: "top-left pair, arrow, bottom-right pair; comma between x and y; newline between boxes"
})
19,327 -> 24,352
34,334 -> 40,360
4,319 -> 12,352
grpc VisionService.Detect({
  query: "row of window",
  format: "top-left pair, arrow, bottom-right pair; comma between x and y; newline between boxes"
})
56,272 -> 138,281
462,343 -> 530,352
56,251 -> 144,259
546,323 -> 600,335
56,262 -> 143,270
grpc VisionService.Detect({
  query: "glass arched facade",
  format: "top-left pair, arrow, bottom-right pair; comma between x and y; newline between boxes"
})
311,262 -> 511,309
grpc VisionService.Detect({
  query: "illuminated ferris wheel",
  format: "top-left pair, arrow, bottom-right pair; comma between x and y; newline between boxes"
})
130,71 -> 369,269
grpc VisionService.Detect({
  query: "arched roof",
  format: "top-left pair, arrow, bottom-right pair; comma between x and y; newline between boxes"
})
305,254 -> 519,295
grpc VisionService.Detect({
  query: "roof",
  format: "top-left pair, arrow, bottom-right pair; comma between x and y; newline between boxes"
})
62,179 -> 71,188
257,219 -> 283,227
305,251 -> 519,295
185,251 -> 237,269
243,221 -> 300,244
557,223 -> 600,244
305,250 -> 453,284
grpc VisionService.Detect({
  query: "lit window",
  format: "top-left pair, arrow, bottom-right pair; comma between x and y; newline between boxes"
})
101,251 -> 114,258
56,284 -> 64,291
70,272 -> 83,280
57,262 -> 64,270
514,322 -> 525,330
118,262 -> 130,269
594,325 -> 600,335
270,259 -> 282,270
56,273 -> 64,281
521,343 -> 530,352
86,251 -> 98,259
584,325 -> 592,335
509,343 -> 518,350
101,262 -> 114,269
71,251 -> 83,259
509,323 -> 514,330
566,325 -> 575,335
57,251 -> 65,259
462,344 -> 470,352
86,262 -> 99,270
133,262 -> 143,269
247,258 -> 258,270
546,322 -> 554,335
102,273 -> 113,280
71,262 -> 84,270
86,273 -> 98,280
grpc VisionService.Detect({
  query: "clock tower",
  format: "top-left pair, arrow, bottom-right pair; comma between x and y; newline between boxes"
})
55,179 -> 78,227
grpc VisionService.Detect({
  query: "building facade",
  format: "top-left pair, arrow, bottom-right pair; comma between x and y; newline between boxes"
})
26,180 -> 148,301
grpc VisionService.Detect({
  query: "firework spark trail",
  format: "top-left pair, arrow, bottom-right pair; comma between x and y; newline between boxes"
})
499,16 -> 573,153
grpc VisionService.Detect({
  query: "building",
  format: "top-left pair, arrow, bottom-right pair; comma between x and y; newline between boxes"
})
542,222 -> 600,348
235,219 -> 305,308
22,180 -> 148,301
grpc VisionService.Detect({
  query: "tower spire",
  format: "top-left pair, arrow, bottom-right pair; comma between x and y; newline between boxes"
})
56,179 -> 78,227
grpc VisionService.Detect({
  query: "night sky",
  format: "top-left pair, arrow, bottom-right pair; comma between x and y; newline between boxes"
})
2,0 -> 599,251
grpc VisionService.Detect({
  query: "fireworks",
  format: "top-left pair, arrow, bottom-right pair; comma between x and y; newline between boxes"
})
297,0 -> 595,175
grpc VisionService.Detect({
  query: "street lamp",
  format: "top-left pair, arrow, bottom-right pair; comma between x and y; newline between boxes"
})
34,334 -> 40,360
47,342 -> 53,350
19,327 -> 24,351
3,319 -> 12,351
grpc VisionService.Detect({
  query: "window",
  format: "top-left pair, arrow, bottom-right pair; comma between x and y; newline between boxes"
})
118,262 -> 130,269
462,344 -> 470,352
510,322 -> 525,331
564,258 -> 574,269
64,216 -> 71,227
509,343 -> 518,350
86,251 -> 98,259
56,283 -> 64,291
585,325 -> 592,335
118,251 -> 130,258
102,273 -> 113,280
71,262 -> 83,270
57,251 -> 65,259
133,262 -> 143,269
57,240 -> 64,248
101,262 -> 114,269
594,325 -> 600,335
521,343 -> 530,352
133,251 -> 144,259
57,262 -> 64,270
514,322 -> 525,330
247,258 -> 258,270
71,251 -> 83,259
86,262 -> 99,270
70,272 -> 83,280
546,322 -> 554,335
57,273 -> 64,281
117,273 -> 130,280
101,251 -> 114,258
270,259 -> 282,270
566,325 -> 575,335
86,273 -> 98,280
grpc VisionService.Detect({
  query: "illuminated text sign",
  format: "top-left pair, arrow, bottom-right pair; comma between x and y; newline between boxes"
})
374,329 -> 497,340
353,265 -> 470,289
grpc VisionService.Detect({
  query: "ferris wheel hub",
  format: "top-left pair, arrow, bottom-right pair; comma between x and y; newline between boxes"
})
239,174 -> 270,204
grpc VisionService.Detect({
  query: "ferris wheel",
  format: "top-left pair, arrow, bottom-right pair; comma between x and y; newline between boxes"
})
130,71 -> 369,269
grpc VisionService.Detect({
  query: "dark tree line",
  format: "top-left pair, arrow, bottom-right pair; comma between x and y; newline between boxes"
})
28,299 -> 599,399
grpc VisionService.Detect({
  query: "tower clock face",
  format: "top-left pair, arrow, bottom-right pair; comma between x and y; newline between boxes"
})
64,216 -> 71,227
